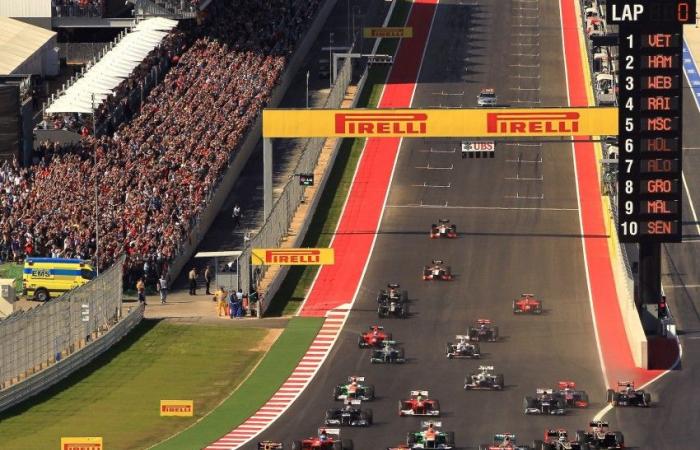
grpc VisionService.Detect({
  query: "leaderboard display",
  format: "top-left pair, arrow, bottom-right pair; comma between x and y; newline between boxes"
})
606,0 -> 695,242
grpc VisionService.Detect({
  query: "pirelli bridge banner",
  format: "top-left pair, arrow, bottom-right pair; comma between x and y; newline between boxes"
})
262,108 -> 618,138
252,248 -> 335,266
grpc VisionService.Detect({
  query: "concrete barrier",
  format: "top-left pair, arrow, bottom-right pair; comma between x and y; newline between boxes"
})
167,0 -> 339,284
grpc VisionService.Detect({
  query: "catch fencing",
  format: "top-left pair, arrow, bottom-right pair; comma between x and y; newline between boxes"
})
238,56 -> 355,296
0,256 -> 127,394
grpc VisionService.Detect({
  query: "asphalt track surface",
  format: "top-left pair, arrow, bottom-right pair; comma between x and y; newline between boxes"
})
242,0 -> 620,448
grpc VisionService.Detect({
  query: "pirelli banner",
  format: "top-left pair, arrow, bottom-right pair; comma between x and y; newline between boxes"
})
252,248 -> 335,265
60,437 -> 103,450
363,26 -> 413,38
262,108 -> 618,138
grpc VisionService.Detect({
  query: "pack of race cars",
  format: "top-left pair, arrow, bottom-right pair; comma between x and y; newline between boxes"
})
257,218 -> 640,449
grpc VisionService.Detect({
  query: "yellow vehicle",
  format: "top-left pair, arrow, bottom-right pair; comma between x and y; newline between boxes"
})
23,258 -> 95,302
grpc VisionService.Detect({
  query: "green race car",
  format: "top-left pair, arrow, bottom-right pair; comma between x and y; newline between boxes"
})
404,421 -> 455,449
333,376 -> 375,401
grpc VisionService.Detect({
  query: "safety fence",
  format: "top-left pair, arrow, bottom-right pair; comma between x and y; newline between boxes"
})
0,256 -> 128,394
238,55 -> 355,297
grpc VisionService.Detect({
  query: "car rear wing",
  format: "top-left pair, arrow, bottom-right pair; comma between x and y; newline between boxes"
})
521,293 -> 535,297
478,365 -> 494,371
617,380 -> 635,388
494,433 -> 516,443
438,218 -> 450,223
589,420 -> 609,428
536,388 -> 554,395
476,319 -> 492,324
387,283 -> 400,289
318,428 -> 340,437
257,442 -> 283,450
421,421 -> 442,428
410,390 -> 429,397
344,399 -> 362,405
347,376 -> 365,382
384,340 -> 398,346
455,335 -> 469,340
558,380 -> 576,389
432,259 -> 444,264
369,325 -> 384,330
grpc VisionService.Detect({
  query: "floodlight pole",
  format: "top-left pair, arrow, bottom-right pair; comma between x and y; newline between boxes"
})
263,138 -> 272,221
91,93 -> 99,275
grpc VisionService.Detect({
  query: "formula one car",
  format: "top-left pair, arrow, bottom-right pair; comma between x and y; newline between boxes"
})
524,389 -> 566,415
468,319 -> 499,342
513,293 -> 543,314
446,335 -> 481,359
477,88 -> 497,107
534,429 -> 583,450
464,366 -> 505,390
258,442 -> 284,450
371,340 -> 406,364
324,400 -> 373,427
377,284 -> 409,318
422,260 -> 453,281
430,219 -> 457,239
554,381 -> 589,408
478,433 -> 532,450
333,376 -> 375,401
405,421 -> 455,449
606,381 -> 651,407
358,325 -> 392,348
575,421 -> 624,449
291,428 -> 353,450
399,390 -> 441,416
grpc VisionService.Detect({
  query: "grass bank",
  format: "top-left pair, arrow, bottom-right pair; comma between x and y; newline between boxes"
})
265,0 -> 413,316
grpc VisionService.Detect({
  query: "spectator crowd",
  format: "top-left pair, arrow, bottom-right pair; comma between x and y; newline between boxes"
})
2,0 -> 322,285
53,0 -> 106,17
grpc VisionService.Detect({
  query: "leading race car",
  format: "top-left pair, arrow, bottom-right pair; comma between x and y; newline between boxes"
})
477,88 -> 497,107
513,293 -> 543,314
446,335 -> 481,359
533,429 -> 584,450
468,319 -> 499,342
554,381 -> 589,409
575,421 -> 624,449
606,381 -> 651,407
398,390 -> 441,416
430,219 -> 457,239
333,376 -> 375,401
405,421 -> 455,449
324,400 -> 373,427
291,428 -> 353,450
358,325 -> 392,348
258,442 -> 284,450
377,284 -> 409,318
478,433 -> 532,450
464,366 -> 505,390
423,260 -> 453,281
371,340 -> 406,364
524,389 -> 566,415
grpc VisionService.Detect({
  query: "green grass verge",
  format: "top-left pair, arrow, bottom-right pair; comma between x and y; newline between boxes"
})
0,262 -> 23,293
150,317 -> 323,450
265,0 -> 413,317
0,321 -> 268,450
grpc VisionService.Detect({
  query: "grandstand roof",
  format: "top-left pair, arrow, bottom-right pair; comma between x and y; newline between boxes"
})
46,17 -> 179,115
0,17 -> 56,75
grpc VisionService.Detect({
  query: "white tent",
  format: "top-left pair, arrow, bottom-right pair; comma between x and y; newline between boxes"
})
45,17 -> 178,115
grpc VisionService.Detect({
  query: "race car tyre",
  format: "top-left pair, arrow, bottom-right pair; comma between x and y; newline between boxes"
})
401,304 -> 409,319
387,332 -> 393,340
491,327 -> 499,341
365,385 -> 375,400
396,348 -> 406,362
291,441 -> 302,450
575,430 -> 586,442
445,431 -> 455,446
433,400 -> 441,414
495,374 -> 505,389
446,343 -> 453,358
643,392 -> 651,406
377,307 -> 386,318
358,336 -> 366,348
580,392 -> 589,406
407,433 -> 417,445
334,386 -> 343,399
614,431 -> 624,445
332,442 -> 342,450
398,400 -> 405,416
401,290 -> 408,303
479,445 -> 490,450
324,409 -> 335,422
342,439 -> 354,450
524,396 -> 536,414
535,302 -> 543,314
362,408 -> 373,425
512,300 -> 518,313
606,389 -> 615,403
532,439 -> 544,450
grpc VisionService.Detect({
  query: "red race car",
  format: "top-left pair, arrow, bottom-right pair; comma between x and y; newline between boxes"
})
430,219 -> 457,238
291,428 -> 354,450
512,293 -> 542,314
398,390 -> 441,416
358,325 -> 392,348
555,381 -> 589,408
423,260 -> 453,281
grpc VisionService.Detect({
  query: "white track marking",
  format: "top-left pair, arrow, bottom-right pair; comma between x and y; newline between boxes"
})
386,204 -> 577,211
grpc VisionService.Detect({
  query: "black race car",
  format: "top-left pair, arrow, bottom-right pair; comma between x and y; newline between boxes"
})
524,389 -> 566,415
468,319 -> 499,342
377,283 -> 409,318
575,421 -> 624,449
606,381 -> 651,407
325,400 -> 373,427
333,376 -> 375,401
446,335 -> 481,359
464,366 -> 504,390
257,442 -> 284,450
371,340 -> 406,364
430,219 -> 457,238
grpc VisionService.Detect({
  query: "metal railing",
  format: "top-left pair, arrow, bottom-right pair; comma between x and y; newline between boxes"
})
0,256 -> 125,391
238,56 -> 355,296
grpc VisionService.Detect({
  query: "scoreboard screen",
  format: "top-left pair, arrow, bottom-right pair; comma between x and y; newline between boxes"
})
607,0 -> 690,243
